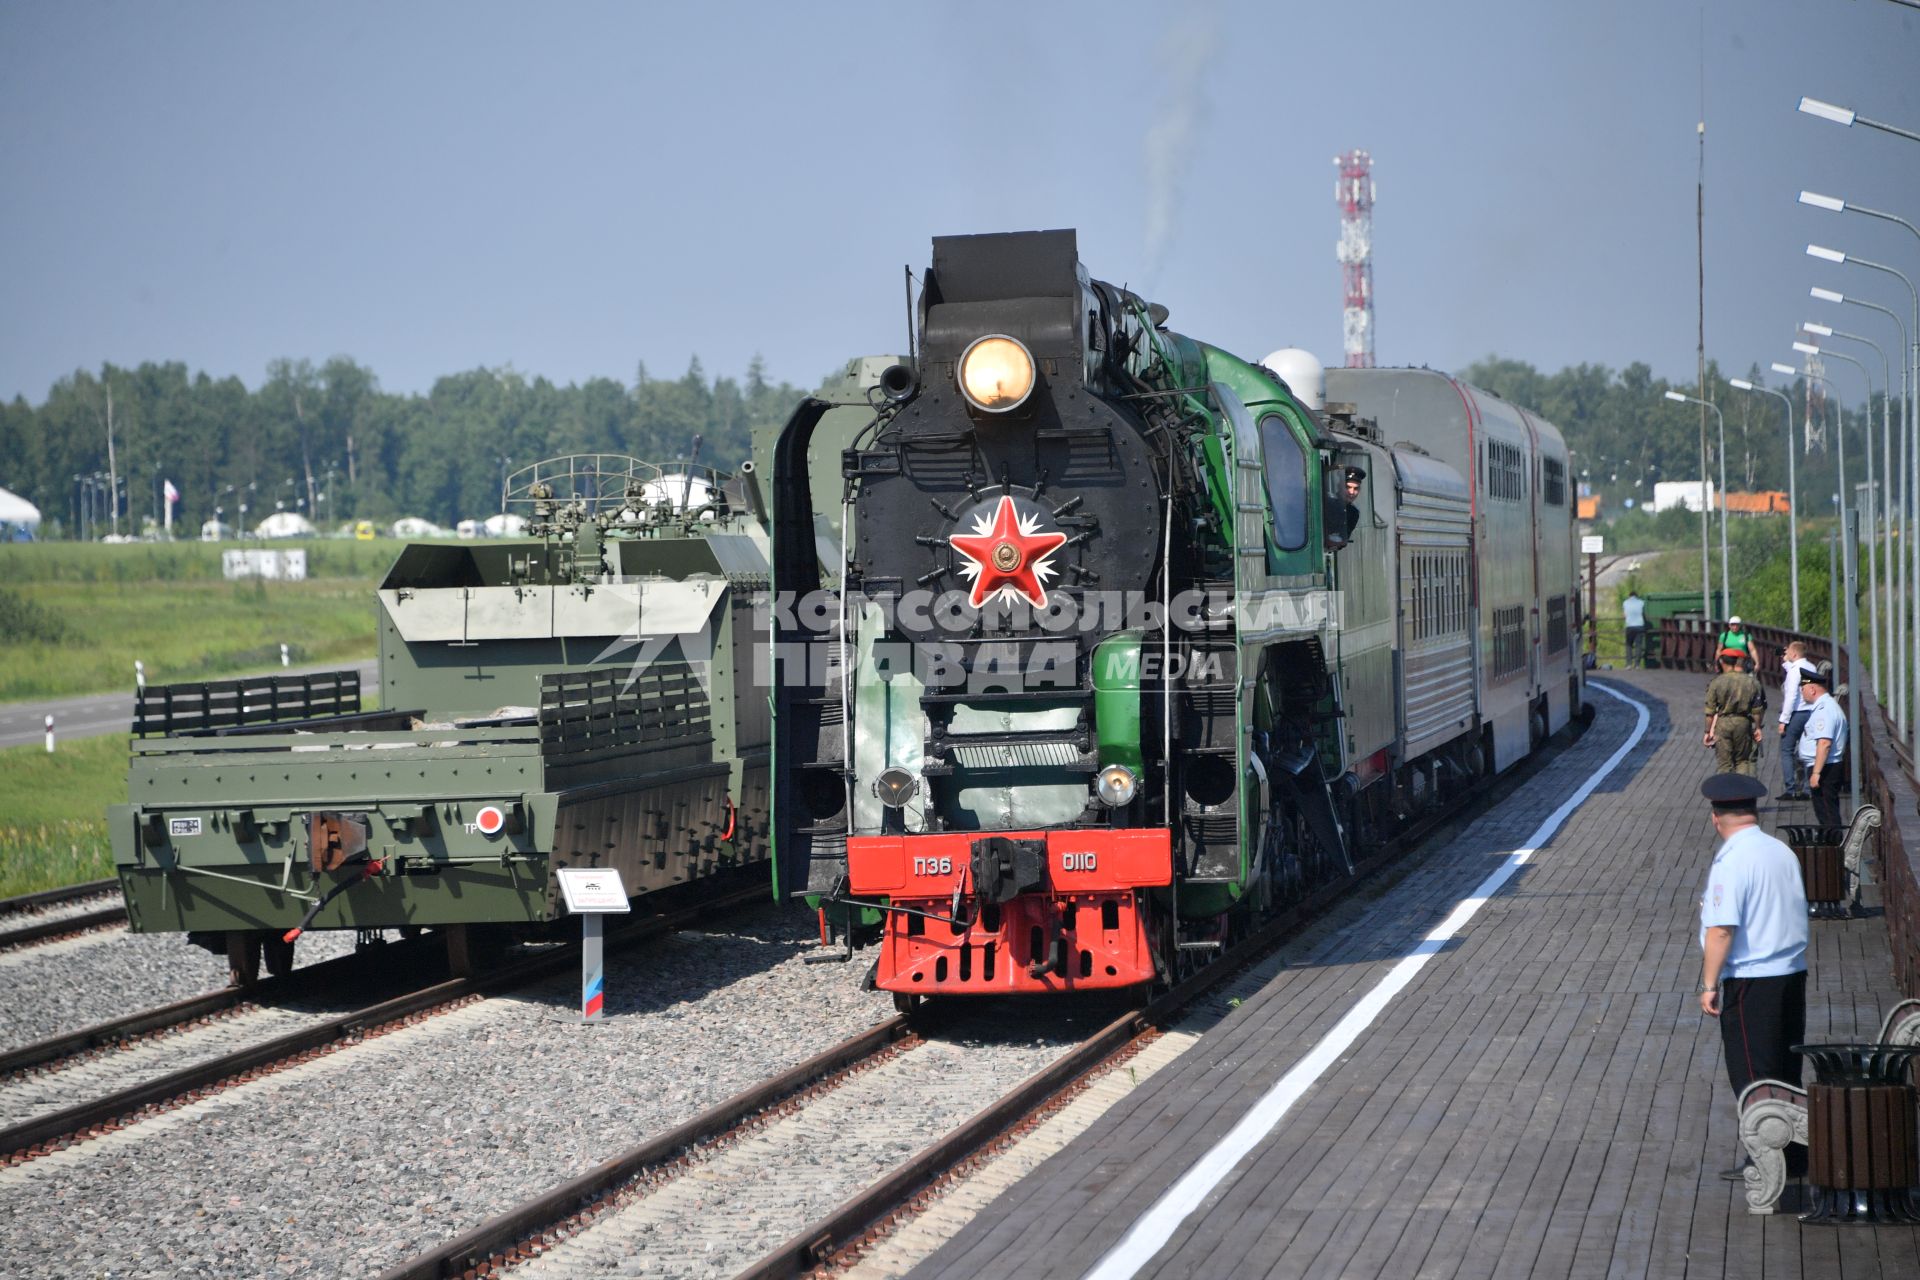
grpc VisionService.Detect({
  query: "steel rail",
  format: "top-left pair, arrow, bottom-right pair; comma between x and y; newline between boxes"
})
0,936 -> 432,1078
375,1017 -> 917,1280
744,710 -> 1593,1278
0,878 -> 120,915
0,905 -> 128,951
0,882 -> 766,1164
395,712 -> 1591,1280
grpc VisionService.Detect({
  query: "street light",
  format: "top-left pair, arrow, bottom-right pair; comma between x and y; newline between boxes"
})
1800,190 -> 1920,247
1811,322 -> 1901,716
1811,285 -> 1913,735
1799,95 -> 1920,145
1730,376 -> 1801,630
1665,389 -> 1730,619
1805,337 -> 1882,698
1810,247 -> 1920,748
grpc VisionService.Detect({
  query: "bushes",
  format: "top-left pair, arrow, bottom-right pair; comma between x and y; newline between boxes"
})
0,588 -> 69,643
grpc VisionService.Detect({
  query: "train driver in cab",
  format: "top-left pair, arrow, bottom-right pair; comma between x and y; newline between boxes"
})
1339,466 -> 1367,543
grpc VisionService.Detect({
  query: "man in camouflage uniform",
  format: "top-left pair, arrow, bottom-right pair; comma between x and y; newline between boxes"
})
1703,649 -> 1764,775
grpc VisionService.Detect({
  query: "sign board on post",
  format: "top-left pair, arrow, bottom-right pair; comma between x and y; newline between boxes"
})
1581,535 -> 1605,555
556,868 -> 631,1022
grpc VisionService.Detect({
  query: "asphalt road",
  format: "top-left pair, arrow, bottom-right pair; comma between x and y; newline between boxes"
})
0,659 -> 378,750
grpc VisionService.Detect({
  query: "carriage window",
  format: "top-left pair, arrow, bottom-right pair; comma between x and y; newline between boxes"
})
1259,413 -> 1308,551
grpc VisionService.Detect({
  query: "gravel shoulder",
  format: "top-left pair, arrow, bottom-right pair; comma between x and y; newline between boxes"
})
0,905 -> 895,1280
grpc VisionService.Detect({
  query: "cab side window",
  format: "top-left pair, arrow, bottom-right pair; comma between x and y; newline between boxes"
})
1259,413 -> 1308,551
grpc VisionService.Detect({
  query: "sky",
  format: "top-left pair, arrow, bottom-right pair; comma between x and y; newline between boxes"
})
2,0 -> 1917,405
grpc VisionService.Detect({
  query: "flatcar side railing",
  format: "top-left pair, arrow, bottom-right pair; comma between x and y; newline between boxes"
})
134,670 -> 363,737
1654,617 -> 1917,997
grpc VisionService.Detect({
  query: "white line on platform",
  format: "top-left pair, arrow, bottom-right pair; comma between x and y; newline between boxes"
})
1082,681 -> 1652,1280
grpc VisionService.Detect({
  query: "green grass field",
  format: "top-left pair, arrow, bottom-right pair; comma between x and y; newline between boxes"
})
0,734 -> 127,896
0,541 -> 390,702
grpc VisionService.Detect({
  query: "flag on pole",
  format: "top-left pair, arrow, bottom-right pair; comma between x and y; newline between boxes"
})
163,479 -> 180,505
163,479 -> 179,534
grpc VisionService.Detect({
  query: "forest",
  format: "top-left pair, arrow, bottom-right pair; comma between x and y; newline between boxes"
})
0,356 -> 809,535
0,351 -> 1901,535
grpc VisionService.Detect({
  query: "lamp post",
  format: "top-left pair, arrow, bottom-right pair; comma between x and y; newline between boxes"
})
1805,336 -> 1881,697
1799,96 -> 1920,146
1809,244 -> 1920,744
1732,375 -> 1800,630
1811,286 -> 1910,732
1809,323 -> 1897,711
1667,390 -> 1731,619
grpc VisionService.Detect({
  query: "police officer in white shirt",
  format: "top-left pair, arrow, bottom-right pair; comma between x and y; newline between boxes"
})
1777,642 -> 1817,799
1795,668 -> 1848,828
1698,772 -> 1809,1179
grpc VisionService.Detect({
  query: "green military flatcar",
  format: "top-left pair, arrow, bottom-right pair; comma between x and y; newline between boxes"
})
110,455 -> 770,982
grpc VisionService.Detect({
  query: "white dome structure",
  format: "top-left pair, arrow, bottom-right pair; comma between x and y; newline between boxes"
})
253,511 -> 316,539
1260,348 -> 1326,410
389,516 -> 446,539
639,472 -> 715,511
482,512 -> 529,538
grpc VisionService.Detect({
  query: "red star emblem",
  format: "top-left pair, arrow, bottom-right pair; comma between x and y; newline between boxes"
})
949,495 -> 1069,608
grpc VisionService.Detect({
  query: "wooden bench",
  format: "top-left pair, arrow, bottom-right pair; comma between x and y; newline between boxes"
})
1738,995 -> 1920,1212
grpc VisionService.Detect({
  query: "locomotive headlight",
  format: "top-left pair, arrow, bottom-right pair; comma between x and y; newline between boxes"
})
957,335 -> 1036,413
1095,763 -> 1138,808
874,767 -> 919,809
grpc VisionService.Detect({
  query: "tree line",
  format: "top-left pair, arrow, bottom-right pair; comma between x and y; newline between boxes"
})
1,350 -> 1896,536
1458,355 -> 1900,522
0,356 -> 808,535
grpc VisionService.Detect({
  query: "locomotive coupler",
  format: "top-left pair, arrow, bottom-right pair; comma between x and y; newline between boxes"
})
970,836 -> 1045,905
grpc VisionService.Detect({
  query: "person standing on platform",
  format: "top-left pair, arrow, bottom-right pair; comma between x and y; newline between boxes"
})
1697,772 -> 1809,1180
1796,668 -> 1848,828
1777,642 -> 1818,800
1622,589 -> 1647,668
1720,617 -> 1751,671
1703,649 -> 1763,775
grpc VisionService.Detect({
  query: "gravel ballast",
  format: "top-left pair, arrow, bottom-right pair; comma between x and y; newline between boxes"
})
0,905 -> 896,1279
0,928 -> 361,1053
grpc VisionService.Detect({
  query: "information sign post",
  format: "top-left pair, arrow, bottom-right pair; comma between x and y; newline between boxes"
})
1581,535 -> 1605,659
556,868 -> 631,1022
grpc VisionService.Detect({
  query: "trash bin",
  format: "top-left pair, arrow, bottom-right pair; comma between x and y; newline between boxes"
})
1794,1043 -> 1920,1224
1783,825 -> 1848,918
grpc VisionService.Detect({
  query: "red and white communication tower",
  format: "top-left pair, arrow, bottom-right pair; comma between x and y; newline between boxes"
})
1334,149 -> 1375,368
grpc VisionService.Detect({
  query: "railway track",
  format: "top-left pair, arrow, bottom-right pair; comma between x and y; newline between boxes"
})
379,713 -> 1590,1280
0,878 -> 127,952
0,880 -> 768,1167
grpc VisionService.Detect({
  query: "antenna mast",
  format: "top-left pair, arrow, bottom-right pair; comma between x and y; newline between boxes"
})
1334,149 -> 1375,368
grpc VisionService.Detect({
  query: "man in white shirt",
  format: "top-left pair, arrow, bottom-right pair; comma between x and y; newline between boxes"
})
1622,590 -> 1647,668
1698,772 -> 1809,1179
1795,668 -> 1848,828
1777,642 -> 1818,800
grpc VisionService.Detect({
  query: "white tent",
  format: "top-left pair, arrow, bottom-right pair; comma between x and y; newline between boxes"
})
253,511 -> 317,539
482,512 -> 529,537
0,486 -> 42,537
199,519 -> 233,542
389,516 -> 447,539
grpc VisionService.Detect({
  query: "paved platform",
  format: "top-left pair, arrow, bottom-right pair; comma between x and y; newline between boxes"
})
911,669 -> 1920,1279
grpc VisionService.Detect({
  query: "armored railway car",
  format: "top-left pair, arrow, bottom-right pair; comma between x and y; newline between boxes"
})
110,456 -> 770,981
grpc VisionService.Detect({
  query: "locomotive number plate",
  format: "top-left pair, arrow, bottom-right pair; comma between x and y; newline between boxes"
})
911,856 -> 954,877
1059,851 -> 1097,872
168,817 -> 203,837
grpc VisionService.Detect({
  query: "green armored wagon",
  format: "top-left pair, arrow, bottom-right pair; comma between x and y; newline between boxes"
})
109,456 -> 770,980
